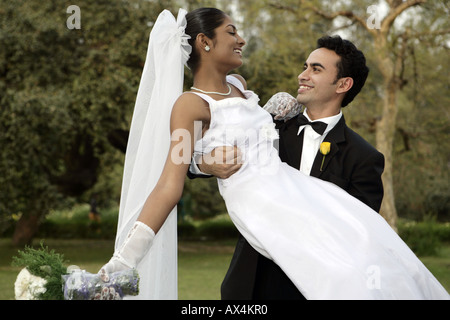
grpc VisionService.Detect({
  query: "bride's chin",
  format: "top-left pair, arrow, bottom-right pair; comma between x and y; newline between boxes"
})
234,59 -> 244,68
221,58 -> 243,71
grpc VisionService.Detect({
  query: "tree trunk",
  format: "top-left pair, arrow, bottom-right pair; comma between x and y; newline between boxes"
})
12,214 -> 42,247
376,77 -> 399,231
373,31 -> 406,231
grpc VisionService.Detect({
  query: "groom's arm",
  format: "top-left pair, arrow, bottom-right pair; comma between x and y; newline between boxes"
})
187,154 -> 213,179
187,146 -> 243,180
349,149 -> 385,213
190,92 -> 299,179
188,92 -> 299,179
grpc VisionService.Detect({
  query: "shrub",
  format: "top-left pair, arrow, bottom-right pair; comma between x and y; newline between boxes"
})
178,215 -> 239,240
398,219 -> 450,256
37,204 -> 118,239
177,221 -> 197,239
196,219 -> 239,240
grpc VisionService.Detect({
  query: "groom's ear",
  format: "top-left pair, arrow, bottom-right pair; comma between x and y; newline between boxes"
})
336,77 -> 353,94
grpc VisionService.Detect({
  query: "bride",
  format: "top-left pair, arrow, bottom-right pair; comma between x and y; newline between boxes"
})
98,8 -> 449,300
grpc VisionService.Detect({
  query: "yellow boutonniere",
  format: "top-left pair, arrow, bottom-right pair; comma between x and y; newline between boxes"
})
320,142 -> 331,171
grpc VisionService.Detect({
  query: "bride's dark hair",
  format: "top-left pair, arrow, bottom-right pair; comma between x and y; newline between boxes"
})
185,8 -> 226,72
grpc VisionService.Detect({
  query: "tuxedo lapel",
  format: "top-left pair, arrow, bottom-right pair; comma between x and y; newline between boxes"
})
276,117 -> 304,169
310,116 -> 346,178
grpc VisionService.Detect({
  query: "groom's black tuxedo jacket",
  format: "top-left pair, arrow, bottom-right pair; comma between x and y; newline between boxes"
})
221,114 -> 385,300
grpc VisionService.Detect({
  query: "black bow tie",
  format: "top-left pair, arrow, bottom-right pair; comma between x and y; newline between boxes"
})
297,114 -> 327,135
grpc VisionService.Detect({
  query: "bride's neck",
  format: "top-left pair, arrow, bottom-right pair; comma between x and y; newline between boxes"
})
192,68 -> 228,92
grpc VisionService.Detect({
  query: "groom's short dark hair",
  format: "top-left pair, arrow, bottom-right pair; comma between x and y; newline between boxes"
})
317,36 -> 369,108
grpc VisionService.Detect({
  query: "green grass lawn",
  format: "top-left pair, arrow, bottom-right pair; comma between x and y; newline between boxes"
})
1,238 -> 449,300
0,238 -> 235,300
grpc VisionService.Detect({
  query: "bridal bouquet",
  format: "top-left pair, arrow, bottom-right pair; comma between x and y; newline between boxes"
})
62,268 -> 139,300
12,244 -> 139,300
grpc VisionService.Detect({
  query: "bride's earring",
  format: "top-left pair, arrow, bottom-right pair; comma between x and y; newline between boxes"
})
205,45 -> 210,52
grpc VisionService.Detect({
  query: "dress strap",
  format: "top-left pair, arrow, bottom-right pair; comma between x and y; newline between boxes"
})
226,75 -> 245,93
189,91 -> 215,105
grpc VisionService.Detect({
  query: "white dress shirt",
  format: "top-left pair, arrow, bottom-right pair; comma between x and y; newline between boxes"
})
298,110 -> 342,175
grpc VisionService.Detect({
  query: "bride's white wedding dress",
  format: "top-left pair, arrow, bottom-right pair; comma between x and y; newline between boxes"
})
191,75 -> 449,300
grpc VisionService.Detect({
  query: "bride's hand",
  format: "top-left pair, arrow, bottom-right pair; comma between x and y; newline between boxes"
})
198,146 -> 243,179
98,221 -> 155,282
98,257 -> 130,282
263,92 -> 302,121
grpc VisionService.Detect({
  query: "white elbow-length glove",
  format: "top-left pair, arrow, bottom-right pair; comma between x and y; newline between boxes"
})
263,92 -> 302,121
98,221 -> 155,282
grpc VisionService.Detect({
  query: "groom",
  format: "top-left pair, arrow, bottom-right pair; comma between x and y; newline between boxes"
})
189,35 -> 385,299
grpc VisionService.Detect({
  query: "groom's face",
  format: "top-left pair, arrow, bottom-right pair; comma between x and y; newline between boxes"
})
296,48 -> 341,109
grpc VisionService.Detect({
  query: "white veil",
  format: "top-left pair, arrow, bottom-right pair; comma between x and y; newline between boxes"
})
114,9 -> 191,300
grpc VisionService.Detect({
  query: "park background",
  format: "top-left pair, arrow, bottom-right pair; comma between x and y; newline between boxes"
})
0,0 -> 449,299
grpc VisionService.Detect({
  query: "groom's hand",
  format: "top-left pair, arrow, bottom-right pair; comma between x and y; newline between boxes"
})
198,146 -> 243,179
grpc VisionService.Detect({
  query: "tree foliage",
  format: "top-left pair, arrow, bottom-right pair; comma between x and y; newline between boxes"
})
0,0 -> 174,244
0,0 -> 448,244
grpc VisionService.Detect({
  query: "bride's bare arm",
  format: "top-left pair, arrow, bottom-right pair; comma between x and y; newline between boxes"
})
136,93 -> 209,233
99,76 -> 248,281
98,93 -> 209,281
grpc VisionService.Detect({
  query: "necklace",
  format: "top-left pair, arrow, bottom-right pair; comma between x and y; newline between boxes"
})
191,84 -> 232,96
